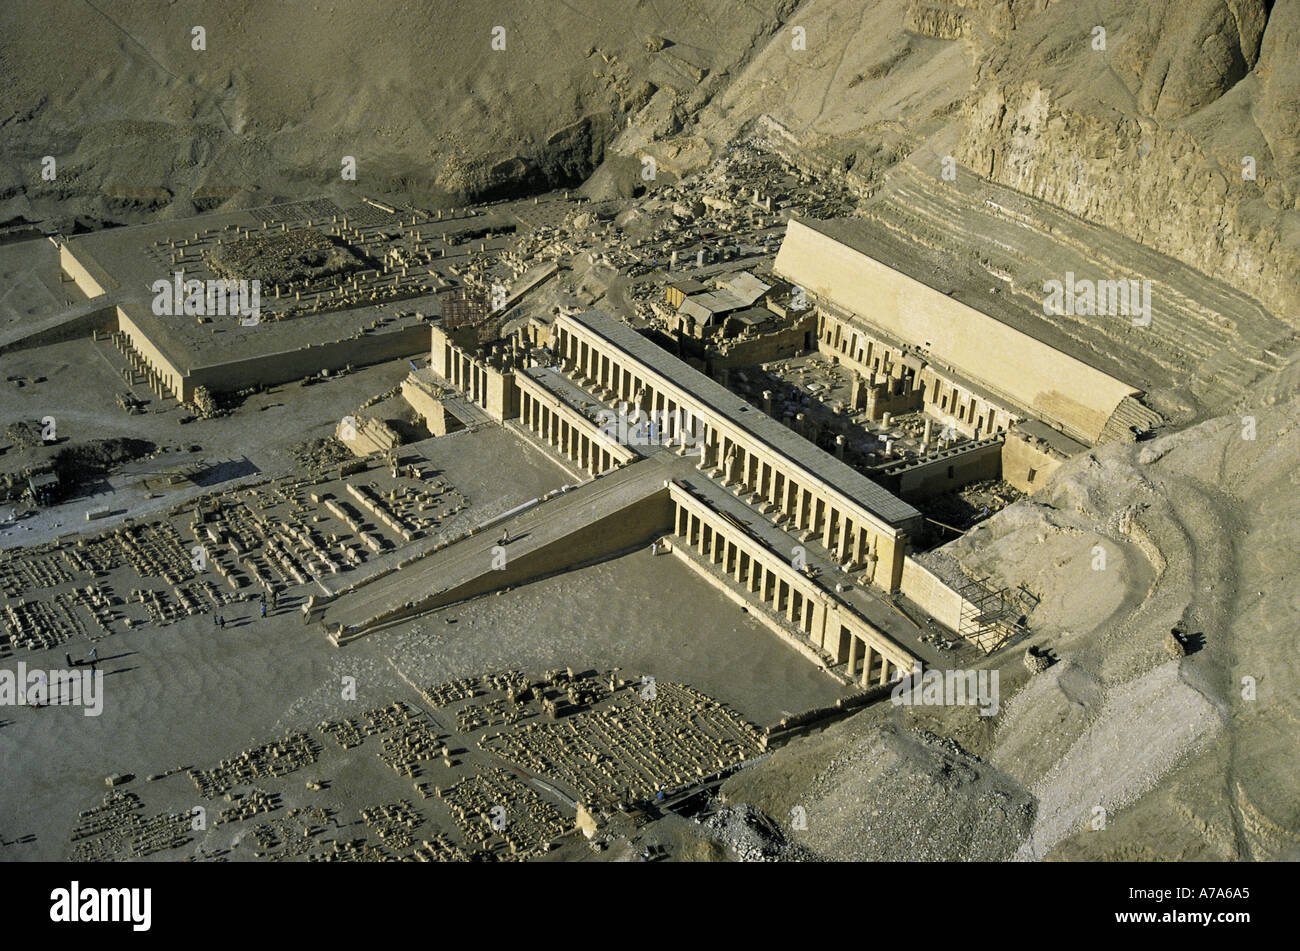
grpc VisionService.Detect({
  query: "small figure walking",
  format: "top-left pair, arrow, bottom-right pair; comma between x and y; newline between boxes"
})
89,647 -> 98,672
500,528 -> 510,544
217,615 -> 225,630
65,651 -> 74,668
260,603 -> 267,618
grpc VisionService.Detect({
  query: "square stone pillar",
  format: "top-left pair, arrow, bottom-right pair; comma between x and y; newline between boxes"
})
838,516 -> 853,563
825,625 -> 845,665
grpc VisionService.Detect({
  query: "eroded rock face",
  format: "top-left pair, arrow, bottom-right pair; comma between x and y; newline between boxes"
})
0,0 -> 788,221
955,76 -> 1297,320
944,0 -> 1299,318
1255,0 -> 1300,180
2,0 -> 1296,319
697,0 -> 1298,319
1112,0 -> 1268,120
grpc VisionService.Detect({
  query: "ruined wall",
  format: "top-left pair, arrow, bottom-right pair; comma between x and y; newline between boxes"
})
899,555 -> 1005,652
1000,429 -> 1065,494
58,241 -> 111,298
900,555 -> 965,631
878,438 -> 1004,501
185,325 -> 428,402
401,375 -> 463,436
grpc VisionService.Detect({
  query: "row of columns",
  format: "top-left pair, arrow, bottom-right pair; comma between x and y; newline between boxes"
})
554,321 -> 886,576
707,430 -> 876,572
520,388 -> 618,477
845,627 -> 894,688
446,345 -> 487,407
677,504 -> 822,642
558,324 -> 706,454
928,376 -> 1006,437
673,499 -> 900,686
114,330 -> 177,401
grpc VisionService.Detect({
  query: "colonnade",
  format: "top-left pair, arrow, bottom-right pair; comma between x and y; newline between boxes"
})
441,342 -> 488,407
552,313 -> 915,590
517,383 -> 629,476
669,486 -> 910,685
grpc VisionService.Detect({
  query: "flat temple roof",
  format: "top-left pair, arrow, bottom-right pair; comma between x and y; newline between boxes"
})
564,310 -> 922,528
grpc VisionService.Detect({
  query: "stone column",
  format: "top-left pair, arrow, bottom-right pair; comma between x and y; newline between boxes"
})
861,646 -> 876,687
848,636 -> 861,678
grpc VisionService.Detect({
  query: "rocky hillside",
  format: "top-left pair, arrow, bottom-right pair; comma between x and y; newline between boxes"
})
692,0 -> 1299,318
0,0 -> 791,226
4,1 -> 1295,319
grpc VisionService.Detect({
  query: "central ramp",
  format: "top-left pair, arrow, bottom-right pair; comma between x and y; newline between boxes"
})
323,460 -> 675,644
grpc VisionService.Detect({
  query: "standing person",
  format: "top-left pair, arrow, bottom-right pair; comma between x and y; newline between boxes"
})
89,647 -> 98,672
260,603 -> 267,618
217,615 -> 225,630
65,651 -> 73,668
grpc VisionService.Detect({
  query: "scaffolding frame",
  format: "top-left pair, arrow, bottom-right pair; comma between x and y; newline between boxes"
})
956,575 -> 1028,653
